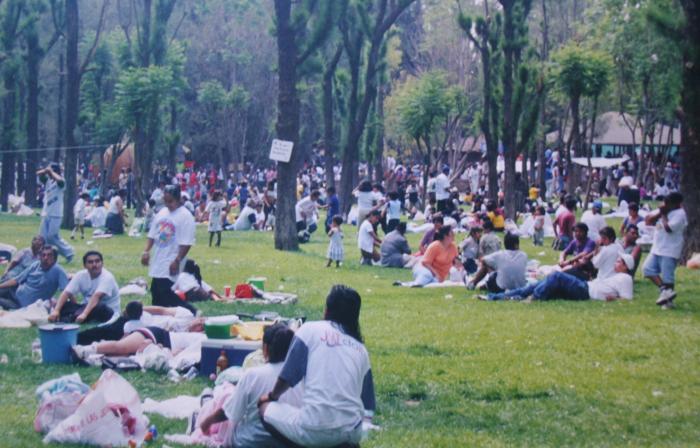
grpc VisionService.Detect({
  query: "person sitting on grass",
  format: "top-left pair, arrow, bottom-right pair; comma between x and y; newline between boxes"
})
105,189 -> 128,235
358,210 -> 382,265
558,222 -> 596,278
481,253 -> 635,302
477,219 -> 500,258
0,235 -> 44,283
581,200 -> 606,239
589,227 -> 624,281
380,222 -> 414,268
0,245 -> 68,310
397,225 -> 459,287
172,259 -> 223,302
418,214 -> 444,254
199,324 -> 303,447
258,285 -> 375,448
619,202 -> 643,236
467,232 -> 528,293
48,250 -> 120,324
619,224 -> 642,276
460,226 -> 482,274
643,192 -> 687,308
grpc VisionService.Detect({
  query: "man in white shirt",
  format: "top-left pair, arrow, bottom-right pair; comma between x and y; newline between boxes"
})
37,163 -> 74,262
150,181 -> 166,212
485,253 -> 635,302
643,192 -> 688,308
49,251 -> 120,323
591,226 -> 624,281
233,200 -> 263,231
581,200 -> 606,239
295,190 -> 321,239
435,166 -> 451,213
358,210 -> 382,265
141,185 -> 196,312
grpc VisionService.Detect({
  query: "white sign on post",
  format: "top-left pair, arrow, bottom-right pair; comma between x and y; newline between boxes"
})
269,139 -> 294,163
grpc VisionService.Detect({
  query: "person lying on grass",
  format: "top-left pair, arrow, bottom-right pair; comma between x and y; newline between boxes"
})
71,301 -> 204,361
258,285 -> 375,448
479,253 -> 635,302
199,324 -> 303,447
49,250 -> 120,324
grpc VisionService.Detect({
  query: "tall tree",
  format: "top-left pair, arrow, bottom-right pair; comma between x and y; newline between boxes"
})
273,0 -> 338,251
0,0 -> 23,212
322,44 -> 344,190
459,2 -> 502,203
61,0 -> 107,229
337,0 -> 415,216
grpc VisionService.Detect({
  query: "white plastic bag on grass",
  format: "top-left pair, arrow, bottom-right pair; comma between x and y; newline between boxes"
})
44,369 -> 149,447
35,391 -> 85,434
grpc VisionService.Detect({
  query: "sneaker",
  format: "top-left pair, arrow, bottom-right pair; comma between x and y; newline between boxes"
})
661,301 -> 675,310
392,281 -> 402,287
656,288 -> 677,306
70,344 -> 99,366
476,294 -> 489,301
506,295 -> 524,301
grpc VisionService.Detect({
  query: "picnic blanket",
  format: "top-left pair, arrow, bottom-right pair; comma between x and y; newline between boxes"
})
227,292 -> 298,305
0,300 -> 49,328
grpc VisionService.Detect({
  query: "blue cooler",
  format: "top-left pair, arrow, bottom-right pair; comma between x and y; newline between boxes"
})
39,324 -> 79,364
200,338 -> 261,376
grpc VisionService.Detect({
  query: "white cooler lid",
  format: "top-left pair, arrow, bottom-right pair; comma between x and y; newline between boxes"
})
201,338 -> 262,349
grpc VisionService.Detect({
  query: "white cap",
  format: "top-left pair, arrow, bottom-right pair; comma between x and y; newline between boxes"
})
620,253 -> 635,272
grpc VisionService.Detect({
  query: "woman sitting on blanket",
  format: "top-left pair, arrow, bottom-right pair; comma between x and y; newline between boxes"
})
72,301 -> 205,361
199,324 -> 303,447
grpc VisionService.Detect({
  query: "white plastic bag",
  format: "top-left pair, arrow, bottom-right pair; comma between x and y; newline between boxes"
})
35,391 -> 85,434
44,369 -> 149,447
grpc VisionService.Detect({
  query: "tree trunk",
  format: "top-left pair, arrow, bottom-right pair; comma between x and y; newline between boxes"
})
55,50 -> 65,162
566,95 -> 581,193
25,30 -> 41,207
373,83 -> 386,183
679,0 -> 700,262
62,0 -> 80,230
1,68 -> 17,212
322,46 -> 342,190
501,1 -> 517,220
583,96 -> 599,210
273,0 -> 300,251
538,0 -> 549,199
168,102 -> 178,174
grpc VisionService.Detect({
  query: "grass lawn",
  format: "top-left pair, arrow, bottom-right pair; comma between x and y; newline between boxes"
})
1,211 -> 699,447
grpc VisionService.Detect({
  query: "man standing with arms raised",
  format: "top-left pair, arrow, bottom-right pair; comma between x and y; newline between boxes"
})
37,163 -> 74,262
141,185 -> 196,310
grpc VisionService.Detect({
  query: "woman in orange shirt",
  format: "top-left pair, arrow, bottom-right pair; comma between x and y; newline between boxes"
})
412,226 -> 459,286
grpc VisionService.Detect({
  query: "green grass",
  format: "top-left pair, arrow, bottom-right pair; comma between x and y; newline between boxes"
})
1,212 -> 699,447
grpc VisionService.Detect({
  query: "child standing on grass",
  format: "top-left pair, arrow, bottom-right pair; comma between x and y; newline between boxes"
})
206,190 -> 227,247
533,206 -> 546,246
326,215 -> 344,267
71,193 -> 90,240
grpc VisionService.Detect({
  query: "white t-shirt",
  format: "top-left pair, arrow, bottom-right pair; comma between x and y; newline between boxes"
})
234,206 -> 259,231
435,173 -> 450,200
88,207 -> 107,229
358,219 -> 376,252
205,200 -> 226,232
592,243 -> 623,280
223,362 -> 303,447
279,321 -> 374,431
171,272 -> 212,294
63,268 -> 121,315
483,250 -> 528,290
123,306 -> 194,334
295,197 -> 318,222
73,198 -> 87,220
650,208 -> 688,259
581,211 -> 606,239
386,200 -> 401,220
108,196 -> 121,214
42,179 -> 64,218
147,206 -> 196,280
587,272 -> 633,300
355,191 -> 374,211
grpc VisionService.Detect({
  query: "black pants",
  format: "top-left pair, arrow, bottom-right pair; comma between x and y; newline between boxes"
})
59,301 -> 114,324
77,316 -> 127,345
486,272 -> 505,293
0,286 -> 20,310
151,277 -> 197,314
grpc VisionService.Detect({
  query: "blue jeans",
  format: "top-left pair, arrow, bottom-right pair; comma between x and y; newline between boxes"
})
40,216 -> 74,261
642,253 -> 677,286
412,265 -> 437,286
488,271 -> 589,301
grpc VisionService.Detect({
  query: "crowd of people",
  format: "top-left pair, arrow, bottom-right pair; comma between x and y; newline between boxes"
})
0,148 -> 689,446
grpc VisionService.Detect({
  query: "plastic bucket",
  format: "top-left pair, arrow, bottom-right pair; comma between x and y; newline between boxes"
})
39,324 -> 79,364
247,277 -> 266,290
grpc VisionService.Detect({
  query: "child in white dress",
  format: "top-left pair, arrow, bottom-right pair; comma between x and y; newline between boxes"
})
206,190 -> 227,247
326,215 -> 344,267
